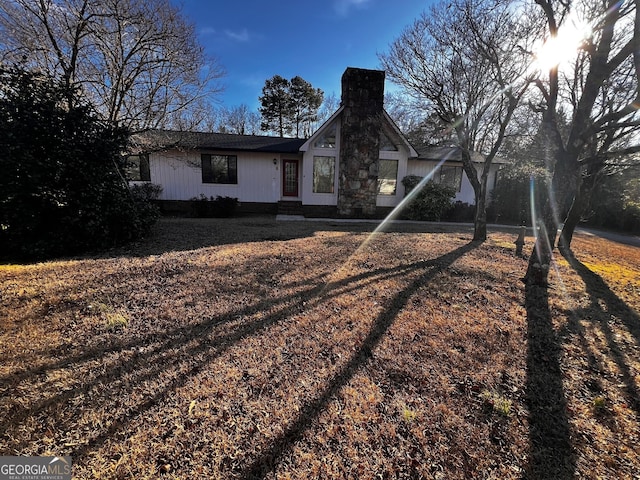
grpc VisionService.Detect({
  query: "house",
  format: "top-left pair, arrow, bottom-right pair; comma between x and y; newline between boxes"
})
129,67 -> 504,218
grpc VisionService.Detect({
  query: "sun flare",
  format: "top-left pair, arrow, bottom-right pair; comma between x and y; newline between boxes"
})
533,13 -> 592,72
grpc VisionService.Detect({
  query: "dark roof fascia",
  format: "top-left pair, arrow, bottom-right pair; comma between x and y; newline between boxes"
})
132,129 -> 307,155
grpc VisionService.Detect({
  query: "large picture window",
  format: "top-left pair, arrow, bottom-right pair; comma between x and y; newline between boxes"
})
438,165 -> 463,192
313,156 -> 335,193
201,154 -> 237,184
377,159 -> 398,195
125,154 -> 150,182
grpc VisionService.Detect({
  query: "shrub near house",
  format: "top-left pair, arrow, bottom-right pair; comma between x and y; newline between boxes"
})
401,175 -> 456,221
191,195 -> 239,218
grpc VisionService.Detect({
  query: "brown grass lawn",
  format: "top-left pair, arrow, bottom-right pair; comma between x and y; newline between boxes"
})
1,217 -> 639,479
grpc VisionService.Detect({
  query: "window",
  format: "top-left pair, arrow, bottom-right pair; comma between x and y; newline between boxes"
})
379,131 -> 398,151
377,159 -> 398,195
438,165 -> 463,192
201,154 -> 237,184
125,154 -> 150,182
313,123 -> 336,148
313,156 -> 335,193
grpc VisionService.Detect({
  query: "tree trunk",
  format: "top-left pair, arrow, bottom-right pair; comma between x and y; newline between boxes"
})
456,140 -> 488,242
525,149 -> 579,286
558,167 -> 600,253
473,176 -> 489,241
524,203 -> 556,286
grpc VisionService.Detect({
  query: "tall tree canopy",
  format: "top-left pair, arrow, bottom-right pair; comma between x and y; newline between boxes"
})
380,0 -> 531,241
0,0 -> 224,131
382,0 -> 639,282
523,0 -> 640,285
259,75 -> 323,137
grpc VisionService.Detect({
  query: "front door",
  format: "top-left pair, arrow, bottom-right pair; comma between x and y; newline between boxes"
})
283,159 -> 299,197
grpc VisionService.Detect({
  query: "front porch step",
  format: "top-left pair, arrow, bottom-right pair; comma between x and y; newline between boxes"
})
277,200 -> 303,215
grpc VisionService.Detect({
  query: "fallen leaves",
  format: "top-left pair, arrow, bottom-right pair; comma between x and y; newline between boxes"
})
0,218 -> 638,479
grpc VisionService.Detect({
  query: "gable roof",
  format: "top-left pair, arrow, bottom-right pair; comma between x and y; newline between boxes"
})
382,110 -> 419,158
300,106 -> 419,158
132,129 -> 306,154
299,106 -> 344,152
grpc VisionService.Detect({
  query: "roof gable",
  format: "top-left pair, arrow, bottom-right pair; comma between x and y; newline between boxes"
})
382,110 -> 418,157
300,107 -> 344,152
300,106 -> 418,157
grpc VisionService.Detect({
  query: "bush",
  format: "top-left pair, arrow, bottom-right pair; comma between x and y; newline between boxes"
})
191,195 -> 239,218
0,67 -> 160,260
129,183 -> 163,232
400,176 -> 456,221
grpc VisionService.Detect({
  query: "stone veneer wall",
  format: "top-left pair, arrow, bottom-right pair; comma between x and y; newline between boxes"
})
337,68 -> 385,217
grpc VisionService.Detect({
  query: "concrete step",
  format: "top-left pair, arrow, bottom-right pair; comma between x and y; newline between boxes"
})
277,201 -> 303,215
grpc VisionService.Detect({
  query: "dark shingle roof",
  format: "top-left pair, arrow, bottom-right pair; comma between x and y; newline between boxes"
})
416,146 -> 509,164
132,129 -> 307,154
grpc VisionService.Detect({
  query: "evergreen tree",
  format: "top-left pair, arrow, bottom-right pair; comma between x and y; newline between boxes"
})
259,75 -> 323,137
259,75 -> 294,137
290,76 -> 323,138
0,66 -> 158,260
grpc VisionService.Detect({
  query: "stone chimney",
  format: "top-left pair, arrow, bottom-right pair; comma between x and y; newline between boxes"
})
337,67 -> 385,217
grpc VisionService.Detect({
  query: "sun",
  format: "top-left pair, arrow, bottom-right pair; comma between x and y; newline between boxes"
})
533,12 -> 592,72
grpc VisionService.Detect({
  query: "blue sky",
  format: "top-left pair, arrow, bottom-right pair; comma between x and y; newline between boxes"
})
178,0 -> 431,109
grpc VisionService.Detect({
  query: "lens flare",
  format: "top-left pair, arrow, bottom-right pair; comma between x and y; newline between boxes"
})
322,154 -> 454,292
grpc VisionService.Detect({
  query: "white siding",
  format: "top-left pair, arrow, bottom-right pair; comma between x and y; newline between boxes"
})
301,120 -> 341,206
376,149 -> 409,208
301,118 -> 413,208
406,159 -> 501,205
150,149 -> 299,202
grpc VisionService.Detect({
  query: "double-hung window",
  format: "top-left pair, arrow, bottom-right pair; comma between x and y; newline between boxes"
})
201,154 -> 238,184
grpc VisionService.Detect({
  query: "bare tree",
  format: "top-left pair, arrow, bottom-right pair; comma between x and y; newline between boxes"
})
380,0 -> 531,241
217,104 -> 261,135
523,0 -> 640,285
314,92 -> 340,130
384,93 -> 450,148
0,0 -> 224,131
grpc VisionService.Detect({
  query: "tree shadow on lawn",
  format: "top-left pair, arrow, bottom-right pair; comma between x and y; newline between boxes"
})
239,240 -> 479,479
98,216 -> 476,259
524,282 -> 576,479
524,246 -> 640,479
0,239 -> 478,475
561,251 -> 640,417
